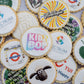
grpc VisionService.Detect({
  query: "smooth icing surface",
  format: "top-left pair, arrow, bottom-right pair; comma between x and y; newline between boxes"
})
63,0 -> 84,12
60,15 -> 82,42
39,0 -> 70,29
0,0 -> 20,11
2,68 -> 28,84
1,40 -> 29,70
48,31 -> 72,61
74,37 -> 84,64
13,12 -> 39,39
21,27 -> 52,57
26,58 -> 56,84
0,6 -> 17,35
26,0 -> 46,13
55,56 -> 76,82
74,68 -> 84,84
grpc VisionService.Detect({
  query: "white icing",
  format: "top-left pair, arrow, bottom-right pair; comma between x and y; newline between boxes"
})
74,69 -> 84,84
12,0 -> 20,11
0,6 -> 17,35
47,32 -> 72,61
26,0 -> 46,13
74,37 -> 84,64
1,40 -> 29,70
55,56 -> 76,82
63,0 -> 84,12
27,58 -> 56,84
13,12 -> 39,39
21,27 -> 52,57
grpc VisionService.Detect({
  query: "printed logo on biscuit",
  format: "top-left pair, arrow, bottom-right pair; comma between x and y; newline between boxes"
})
26,33 -> 48,51
30,66 -> 51,81
29,0 -> 42,8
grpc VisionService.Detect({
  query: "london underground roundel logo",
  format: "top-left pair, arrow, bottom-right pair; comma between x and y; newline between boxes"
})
9,52 -> 21,62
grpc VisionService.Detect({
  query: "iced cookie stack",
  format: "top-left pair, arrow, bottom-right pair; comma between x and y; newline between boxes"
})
0,0 -> 84,84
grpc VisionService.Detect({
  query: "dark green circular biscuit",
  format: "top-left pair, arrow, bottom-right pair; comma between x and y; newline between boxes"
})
0,0 -> 12,7
79,46 -> 84,59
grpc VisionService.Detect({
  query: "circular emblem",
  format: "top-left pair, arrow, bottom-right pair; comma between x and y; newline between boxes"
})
9,52 -> 20,62
56,36 -> 64,45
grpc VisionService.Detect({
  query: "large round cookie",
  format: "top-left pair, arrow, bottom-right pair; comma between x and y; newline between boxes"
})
0,6 -> 18,36
72,68 -> 84,84
73,36 -> 84,65
39,0 -> 70,30
26,58 -> 57,84
13,11 -> 39,40
60,14 -> 83,42
55,56 -> 77,83
25,0 -> 46,13
62,0 -> 84,12
0,0 -> 21,11
21,27 -> 52,58
0,39 -> 29,70
47,31 -> 72,62
2,68 -> 28,84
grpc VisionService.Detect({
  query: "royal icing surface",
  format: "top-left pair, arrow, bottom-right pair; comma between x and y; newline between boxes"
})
1,39 -> 29,70
63,0 -> 84,12
74,37 -> 84,65
26,58 -> 56,84
0,0 -> 20,11
2,68 -> 28,84
21,27 -> 52,58
26,0 -> 46,13
60,15 -> 82,42
13,11 -> 39,40
73,68 -> 84,84
48,31 -> 72,62
55,56 -> 77,83
0,6 -> 17,36
39,0 -> 70,29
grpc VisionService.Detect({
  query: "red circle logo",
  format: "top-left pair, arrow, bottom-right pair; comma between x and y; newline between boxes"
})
68,0 -> 77,3
9,52 -> 20,62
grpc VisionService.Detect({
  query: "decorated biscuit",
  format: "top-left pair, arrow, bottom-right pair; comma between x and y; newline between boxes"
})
47,31 -> 72,62
73,36 -> 84,65
26,58 -> 57,84
60,14 -> 83,42
62,0 -> 84,12
2,68 -> 28,84
0,6 -> 18,36
55,56 -> 77,83
0,0 -> 20,11
21,27 -> 52,58
13,11 -> 39,40
72,68 -> 84,84
25,0 -> 46,13
39,0 -> 70,29
0,39 -> 29,70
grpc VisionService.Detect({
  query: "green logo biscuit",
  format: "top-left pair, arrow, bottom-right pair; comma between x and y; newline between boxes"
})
0,0 -> 12,7
79,46 -> 84,59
